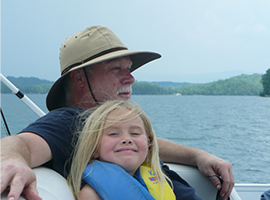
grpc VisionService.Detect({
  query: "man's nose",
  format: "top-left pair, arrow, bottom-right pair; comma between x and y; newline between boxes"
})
121,70 -> 135,85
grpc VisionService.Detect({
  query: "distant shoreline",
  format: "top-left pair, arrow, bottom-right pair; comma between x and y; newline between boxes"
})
1,74 -> 264,96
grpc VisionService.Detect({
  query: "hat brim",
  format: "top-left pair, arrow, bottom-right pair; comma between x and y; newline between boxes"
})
46,50 -> 161,111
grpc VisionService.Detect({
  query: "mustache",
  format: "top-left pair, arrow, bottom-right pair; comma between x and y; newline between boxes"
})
117,86 -> 132,94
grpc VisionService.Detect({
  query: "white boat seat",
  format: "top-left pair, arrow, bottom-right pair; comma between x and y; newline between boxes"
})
1,165 -> 242,200
166,163 -> 241,200
1,167 -> 75,200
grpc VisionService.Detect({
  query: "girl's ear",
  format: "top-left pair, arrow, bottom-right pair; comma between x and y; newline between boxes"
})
148,137 -> 151,147
93,150 -> 100,159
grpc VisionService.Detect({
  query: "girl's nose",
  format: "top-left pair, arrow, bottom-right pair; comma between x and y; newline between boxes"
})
121,137 -> 133,144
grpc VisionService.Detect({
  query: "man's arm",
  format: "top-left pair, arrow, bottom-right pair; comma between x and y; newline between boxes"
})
1,133 -> 51,200
158,138 -> 234,200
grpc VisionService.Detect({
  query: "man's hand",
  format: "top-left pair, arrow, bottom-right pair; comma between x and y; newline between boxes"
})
1,158 -> 42,200
158,138 -> 234,200
196,153 -> 234,200
1,134 -> 50,200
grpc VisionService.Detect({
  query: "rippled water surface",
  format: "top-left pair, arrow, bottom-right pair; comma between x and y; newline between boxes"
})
2,94 -> 270,183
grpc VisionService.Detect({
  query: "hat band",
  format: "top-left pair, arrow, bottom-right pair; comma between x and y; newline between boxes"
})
61,47 -> 128,75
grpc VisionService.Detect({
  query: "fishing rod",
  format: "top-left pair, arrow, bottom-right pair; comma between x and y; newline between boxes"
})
0,73 -> 46,117
0,108 -> 11,135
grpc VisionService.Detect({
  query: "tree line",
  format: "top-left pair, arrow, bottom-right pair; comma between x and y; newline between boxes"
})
1,71 -> 270,96
260,69 -> 270,97
172,74 -> 263,96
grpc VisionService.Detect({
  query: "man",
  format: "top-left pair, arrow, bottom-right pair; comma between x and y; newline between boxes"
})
1,26 -> 234,200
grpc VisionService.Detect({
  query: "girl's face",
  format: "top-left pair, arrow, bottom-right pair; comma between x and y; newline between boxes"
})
95,108 -> 149,175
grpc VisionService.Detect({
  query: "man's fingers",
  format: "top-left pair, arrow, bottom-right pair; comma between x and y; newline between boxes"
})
24,181 -> 42,200
5,169 -> 40,200
1,164 -> 41,200
219,175 -> 234,200
1,168 -> 24,200
7,174 -> 30,200
6,181 -> 42,200
208,174 -> 222,190
1,163 -> 16,193
208,173 -> 234,200
218,166 -> 234,199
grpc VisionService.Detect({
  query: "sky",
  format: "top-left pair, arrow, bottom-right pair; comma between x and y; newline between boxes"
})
1,0 -> 270,83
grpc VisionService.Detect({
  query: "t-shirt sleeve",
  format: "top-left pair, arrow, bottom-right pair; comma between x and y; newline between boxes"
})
19,107 -> 83,177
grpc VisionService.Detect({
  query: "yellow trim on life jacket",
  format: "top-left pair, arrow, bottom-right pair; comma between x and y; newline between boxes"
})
140,164 -> 176,200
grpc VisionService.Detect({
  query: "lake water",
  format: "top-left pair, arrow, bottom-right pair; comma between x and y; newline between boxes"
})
1,94 -> 270,184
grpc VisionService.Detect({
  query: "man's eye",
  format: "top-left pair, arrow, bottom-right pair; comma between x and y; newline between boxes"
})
112,67 -> 121,72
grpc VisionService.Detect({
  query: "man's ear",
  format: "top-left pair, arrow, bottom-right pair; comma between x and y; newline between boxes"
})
69,69 -> 85,87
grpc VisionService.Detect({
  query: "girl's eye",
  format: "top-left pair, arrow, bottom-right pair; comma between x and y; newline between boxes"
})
131,132 -> 141,136
109,132 -> 118,136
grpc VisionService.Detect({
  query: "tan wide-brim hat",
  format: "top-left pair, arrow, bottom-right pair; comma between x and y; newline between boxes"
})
46,26 -> 161,111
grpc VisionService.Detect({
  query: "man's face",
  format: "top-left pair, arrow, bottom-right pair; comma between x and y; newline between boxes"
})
86,56 -> 135,102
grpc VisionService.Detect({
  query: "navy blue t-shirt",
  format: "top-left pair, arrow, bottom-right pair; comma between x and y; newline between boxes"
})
19,106 -> 85,177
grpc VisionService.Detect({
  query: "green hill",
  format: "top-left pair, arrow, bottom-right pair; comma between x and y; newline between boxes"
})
172,74 -> 263,95
1,74 -> 264,96
6,76 -> 53,86
139,81 -> 192,87
1,76 -> 53,94
132,81 -> 173,95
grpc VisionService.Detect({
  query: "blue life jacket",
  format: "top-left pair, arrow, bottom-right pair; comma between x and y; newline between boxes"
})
82,160 -> 175,200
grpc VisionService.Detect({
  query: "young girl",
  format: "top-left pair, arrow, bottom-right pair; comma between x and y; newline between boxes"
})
67,100 -> 176,200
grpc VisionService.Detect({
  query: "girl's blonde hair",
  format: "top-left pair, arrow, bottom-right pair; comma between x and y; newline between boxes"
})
67,100 -> 171,199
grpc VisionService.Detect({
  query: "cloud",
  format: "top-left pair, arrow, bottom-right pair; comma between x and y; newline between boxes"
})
253,23 -> 267,33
